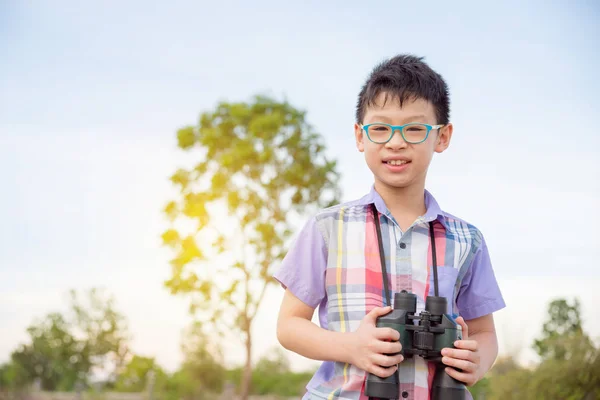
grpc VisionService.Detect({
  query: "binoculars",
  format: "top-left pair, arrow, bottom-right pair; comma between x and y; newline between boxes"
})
365,290 -> 467,400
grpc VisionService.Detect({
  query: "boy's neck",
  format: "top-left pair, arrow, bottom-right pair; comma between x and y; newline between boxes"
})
374,181 -> 427,232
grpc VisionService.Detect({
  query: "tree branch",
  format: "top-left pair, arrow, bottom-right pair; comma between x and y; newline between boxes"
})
240,214 -> 251,334
249,280 -> 269,322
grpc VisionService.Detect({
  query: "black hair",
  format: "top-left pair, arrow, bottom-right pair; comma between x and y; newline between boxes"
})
355,54 -> 450,125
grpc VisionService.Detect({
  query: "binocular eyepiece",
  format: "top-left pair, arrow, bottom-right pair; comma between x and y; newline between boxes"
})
364,290 -> 467,400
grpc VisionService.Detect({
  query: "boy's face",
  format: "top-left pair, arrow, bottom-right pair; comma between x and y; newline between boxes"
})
354,92 -> 453,192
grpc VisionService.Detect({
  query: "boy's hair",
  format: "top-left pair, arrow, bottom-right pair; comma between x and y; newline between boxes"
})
355,54 -> 450,125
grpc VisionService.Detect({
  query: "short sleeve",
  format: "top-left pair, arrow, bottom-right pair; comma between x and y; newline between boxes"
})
272,216 -> 328,308
456,236 -> 506,320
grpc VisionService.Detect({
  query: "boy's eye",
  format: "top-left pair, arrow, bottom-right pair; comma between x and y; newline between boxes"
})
406,126 -> 426,132
371,125 -> 390,131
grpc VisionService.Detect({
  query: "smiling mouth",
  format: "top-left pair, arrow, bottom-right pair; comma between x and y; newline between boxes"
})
384,160 -> 410,165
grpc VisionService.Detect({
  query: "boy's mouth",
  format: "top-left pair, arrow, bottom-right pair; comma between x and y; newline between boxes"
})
384,160 -> 410,166
382,158 -> 411,172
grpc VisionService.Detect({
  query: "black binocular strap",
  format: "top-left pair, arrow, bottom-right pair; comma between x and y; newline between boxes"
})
371,203 -> 440,305
373,203 -> 392,307
429,222 -> 439,297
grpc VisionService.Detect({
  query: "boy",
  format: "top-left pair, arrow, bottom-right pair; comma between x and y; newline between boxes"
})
274,54 -> 505,400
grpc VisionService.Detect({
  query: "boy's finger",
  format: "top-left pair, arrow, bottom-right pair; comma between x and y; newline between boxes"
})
368,364 -> 398,379
374,327 -> 400,341
442,356 -> 476,373
372,353 -> 404,368
374,339 -> 402,355
455,316 -> 469,339
365,306 -> 393,323
441,348 -> 473,361
454,339 -> 478,351
445,367 -> 475,387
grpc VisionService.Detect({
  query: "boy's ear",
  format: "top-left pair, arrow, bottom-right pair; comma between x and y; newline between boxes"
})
435,123 -> 453,153
355,123 -> 365,152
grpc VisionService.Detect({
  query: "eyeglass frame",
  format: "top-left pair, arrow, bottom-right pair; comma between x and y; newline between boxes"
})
360,122 -> 445,144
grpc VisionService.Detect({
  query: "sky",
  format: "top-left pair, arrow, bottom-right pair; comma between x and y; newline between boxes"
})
1,0 -> 599,374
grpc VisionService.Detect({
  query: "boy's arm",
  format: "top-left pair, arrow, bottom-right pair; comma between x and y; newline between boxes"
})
276,289 -> 353,364
277,288 -> 403,378
466,314 -> 498,375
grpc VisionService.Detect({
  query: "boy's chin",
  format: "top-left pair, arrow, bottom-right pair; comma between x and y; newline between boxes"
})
375,177 -> 416,190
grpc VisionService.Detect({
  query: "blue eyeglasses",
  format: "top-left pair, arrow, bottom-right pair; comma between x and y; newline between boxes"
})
361,123 -> 444,144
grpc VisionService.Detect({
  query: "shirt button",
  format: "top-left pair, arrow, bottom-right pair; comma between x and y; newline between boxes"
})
399,242 -> 407,249
402,391 -> 409,398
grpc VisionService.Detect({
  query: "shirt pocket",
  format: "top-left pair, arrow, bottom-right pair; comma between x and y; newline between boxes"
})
428,266 -> 459,308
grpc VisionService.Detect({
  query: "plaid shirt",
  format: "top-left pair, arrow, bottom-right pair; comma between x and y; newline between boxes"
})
274,187 -> 505,400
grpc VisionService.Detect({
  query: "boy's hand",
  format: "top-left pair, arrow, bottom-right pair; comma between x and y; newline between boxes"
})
441,316 -> 481,386
347,306 -> 404,378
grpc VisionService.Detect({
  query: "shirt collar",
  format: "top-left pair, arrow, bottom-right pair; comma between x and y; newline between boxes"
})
358,185 -> 448,228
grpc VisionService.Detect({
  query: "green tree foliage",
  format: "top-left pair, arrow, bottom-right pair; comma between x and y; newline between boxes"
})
526,333 -> 599,400
254,347 -> 290,375
114,355 -> 168,392
69,288 -> 130,383
485,339 -> 600,400
533,298 -> 591,361
467,376 -> 489,399
113,350 -> 219,400
251,347 -> 310,396
116,323 -> 228,400
0,362 -> 30,390
472,298 -> 600,400
163,95 -> 341,399
525,298 -> 599,399
224,348 -> 313,397
486,357 -> 534,400
177,322 -> 226,396
0,288 -> 129,391
161,369 -> 200,400
9,313 -> 87,391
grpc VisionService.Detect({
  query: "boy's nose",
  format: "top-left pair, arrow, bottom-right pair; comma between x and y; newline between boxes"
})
385,129 -> 408,150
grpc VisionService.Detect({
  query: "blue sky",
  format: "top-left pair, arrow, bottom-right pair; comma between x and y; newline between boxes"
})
1,1 -> 599,372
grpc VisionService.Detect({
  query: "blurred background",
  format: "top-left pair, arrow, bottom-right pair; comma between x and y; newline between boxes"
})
1,1 -> 598,399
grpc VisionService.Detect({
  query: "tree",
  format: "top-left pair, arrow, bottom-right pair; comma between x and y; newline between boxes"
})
486,357 -> 533,400
178,321 -> 226,396
481,298 -> 600,400
254,347 -> 290,375
527,333 -> 599,400
486,335 -> 599,400
5,288 -> 129,391
488,365 -> 533,400
0,361 -> 30,390
68,288 -> 130,384
114,355 -> 168,392
527,297 -> 599,399
162,95 -> 341,399
10,313 -> 87,390
533,298 -> 593,361
251,348 -> 295,396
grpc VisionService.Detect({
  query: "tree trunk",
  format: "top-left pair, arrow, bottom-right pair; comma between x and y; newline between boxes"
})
240,329 -> 252,400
